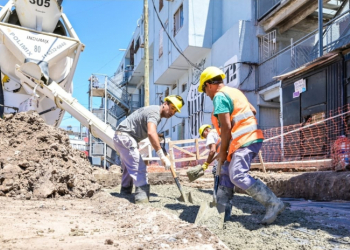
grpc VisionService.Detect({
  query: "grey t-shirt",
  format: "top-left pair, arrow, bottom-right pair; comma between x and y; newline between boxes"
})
116,105 -> 161,142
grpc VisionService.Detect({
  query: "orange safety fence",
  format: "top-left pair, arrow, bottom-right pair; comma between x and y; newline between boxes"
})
254,104 -> 350,171
147,104 -> 350,173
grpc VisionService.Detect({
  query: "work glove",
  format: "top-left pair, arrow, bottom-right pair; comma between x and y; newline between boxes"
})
156,149 -> 171,170
202,162 -> 209,171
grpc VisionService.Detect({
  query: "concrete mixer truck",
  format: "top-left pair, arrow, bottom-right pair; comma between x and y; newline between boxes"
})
0,0 -> 116,149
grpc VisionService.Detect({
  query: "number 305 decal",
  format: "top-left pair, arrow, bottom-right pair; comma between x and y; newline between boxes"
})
29,0 -> 50,7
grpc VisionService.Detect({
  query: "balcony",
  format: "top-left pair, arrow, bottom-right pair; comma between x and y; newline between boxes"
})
259,10 -> 350,87
153,0 -> 211,85
257,0 -> 281,21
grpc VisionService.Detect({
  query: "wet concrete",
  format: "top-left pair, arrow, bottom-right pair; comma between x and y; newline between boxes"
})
108,184 -> 350,250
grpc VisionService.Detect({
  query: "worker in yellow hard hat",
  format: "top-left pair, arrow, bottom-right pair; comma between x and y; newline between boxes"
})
199,66 -> 284,225
199,123 -> 221,176
114,95 -> 184,204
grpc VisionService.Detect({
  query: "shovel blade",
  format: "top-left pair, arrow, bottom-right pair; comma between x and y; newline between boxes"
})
176,191 -> 195,204
194,201 -> 226,229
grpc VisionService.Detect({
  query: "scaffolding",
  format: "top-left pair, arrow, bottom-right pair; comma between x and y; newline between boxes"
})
88,73 -> 132,168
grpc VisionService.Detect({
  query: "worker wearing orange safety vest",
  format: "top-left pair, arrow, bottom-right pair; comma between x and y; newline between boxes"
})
198,66 -> 285,225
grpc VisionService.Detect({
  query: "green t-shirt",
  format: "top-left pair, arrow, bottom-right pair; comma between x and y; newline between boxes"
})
213,92 -> 263,147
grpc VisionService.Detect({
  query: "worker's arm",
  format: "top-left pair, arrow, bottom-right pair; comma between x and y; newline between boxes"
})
218,113 -> 232,164
147,122 -> 161,152
148,122 -> 171,169
206,143 -> 217,164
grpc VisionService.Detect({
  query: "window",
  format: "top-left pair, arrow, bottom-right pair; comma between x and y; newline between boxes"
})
182,83 -> 187,93
172,84 -> 177,90
173,126 -> 176,132
134,37 -> 140,53
165,87 -> 169,97
159,0 -> 163,11
164,129 -> 169,136
174,5 -> 184,36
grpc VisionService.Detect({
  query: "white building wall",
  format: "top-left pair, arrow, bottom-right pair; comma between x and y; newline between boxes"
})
116,0 -> 263,140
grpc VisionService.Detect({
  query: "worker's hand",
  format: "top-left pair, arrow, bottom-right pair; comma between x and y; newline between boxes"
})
201,162 -> 209,171
218,151 -> 228,165
156,149 -> 171,170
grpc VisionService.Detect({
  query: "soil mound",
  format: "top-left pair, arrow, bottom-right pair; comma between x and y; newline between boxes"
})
0,113 -> 100,199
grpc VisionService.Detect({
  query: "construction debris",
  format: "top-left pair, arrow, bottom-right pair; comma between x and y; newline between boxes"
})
0,113 -> 100,199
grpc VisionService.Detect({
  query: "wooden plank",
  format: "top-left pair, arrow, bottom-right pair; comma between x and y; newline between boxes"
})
143,157 -> 160,161
171,138 -> 206,145
198,155 -> 208,160
174,157 -> 197,163
173,145 -> 196,157
171,139 -> 197,144
148,144 -> 152,159
258,151 -> 267,173
168,145 -> 176,169
200,149 -> 209,156
251,159 -> 332,169
195,139 -> 200,160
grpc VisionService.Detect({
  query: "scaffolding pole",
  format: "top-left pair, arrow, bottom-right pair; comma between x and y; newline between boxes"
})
144,0 -> 149,106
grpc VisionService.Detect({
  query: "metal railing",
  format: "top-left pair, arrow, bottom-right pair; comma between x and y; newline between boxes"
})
259,10 -> 350,88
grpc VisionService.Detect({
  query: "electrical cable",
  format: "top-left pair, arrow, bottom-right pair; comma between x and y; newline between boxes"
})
150,0 -> 201,71
95,50 -> 124,73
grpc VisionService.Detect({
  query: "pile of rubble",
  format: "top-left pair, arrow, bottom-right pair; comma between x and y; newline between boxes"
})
0,113 -> 100,199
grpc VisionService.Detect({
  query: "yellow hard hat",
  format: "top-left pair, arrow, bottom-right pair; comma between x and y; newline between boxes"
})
199,124 -> 211,139
198,66 -> 226,93
164,95 -> 184,113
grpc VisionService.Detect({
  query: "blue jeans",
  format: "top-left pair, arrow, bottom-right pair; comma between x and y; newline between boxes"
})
220,143 -> 262,190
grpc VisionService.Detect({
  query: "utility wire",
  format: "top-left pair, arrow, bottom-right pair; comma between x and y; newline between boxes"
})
150,0 -> 201,70
95,50 -> 124,73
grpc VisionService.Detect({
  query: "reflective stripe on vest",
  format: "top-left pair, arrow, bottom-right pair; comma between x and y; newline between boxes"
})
233,110 -> 254,124
231,124 -> 258,140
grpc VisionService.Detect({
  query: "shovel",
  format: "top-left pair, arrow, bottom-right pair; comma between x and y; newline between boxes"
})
169,164 -> 193,203
194,161 -> 226,229
160,136 -> 192,203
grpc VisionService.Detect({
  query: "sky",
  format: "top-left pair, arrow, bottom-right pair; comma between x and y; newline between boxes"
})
0,0 -> 144,128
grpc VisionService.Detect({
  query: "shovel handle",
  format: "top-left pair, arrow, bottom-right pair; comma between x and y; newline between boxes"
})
169,164 -> 177,178
216,161 -> 222,177
213,161 -> 222,203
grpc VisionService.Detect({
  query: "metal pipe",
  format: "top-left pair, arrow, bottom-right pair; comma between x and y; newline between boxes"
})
318,0 -> 323,57
144,0 -> 149,106
104,75 -> 107,169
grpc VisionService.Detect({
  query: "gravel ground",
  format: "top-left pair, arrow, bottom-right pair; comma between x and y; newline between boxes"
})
108,184 -> 350,250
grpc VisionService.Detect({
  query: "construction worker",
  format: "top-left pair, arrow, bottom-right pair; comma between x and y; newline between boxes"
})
114,95 -> 184,204
199,123 -> 220,176
198,66 -> 285,225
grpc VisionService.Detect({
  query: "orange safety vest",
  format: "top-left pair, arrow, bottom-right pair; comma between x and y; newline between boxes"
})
215,86 -> 264,161
211,113 -> 221,136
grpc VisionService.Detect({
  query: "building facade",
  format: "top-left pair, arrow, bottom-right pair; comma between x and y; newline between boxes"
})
115,0 -> 350,144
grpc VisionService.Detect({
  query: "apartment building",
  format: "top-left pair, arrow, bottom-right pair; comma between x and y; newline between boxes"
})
115,0 -> 350,142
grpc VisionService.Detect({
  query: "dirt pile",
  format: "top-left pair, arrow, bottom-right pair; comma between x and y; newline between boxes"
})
0,113 -> 100,199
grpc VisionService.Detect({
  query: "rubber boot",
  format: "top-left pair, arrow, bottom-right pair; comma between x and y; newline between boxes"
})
245,179 -> 285,225
216,186 -> 234,221
120,186 -> 133,195
134,184 -> 150,204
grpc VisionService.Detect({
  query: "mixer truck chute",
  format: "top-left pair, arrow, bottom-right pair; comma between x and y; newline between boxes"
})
0,0 -> 119,150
